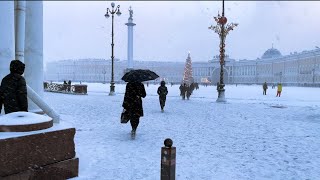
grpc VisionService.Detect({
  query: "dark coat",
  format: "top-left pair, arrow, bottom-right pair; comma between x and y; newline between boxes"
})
122,82 -> 146,117
0,60 -> 28,114
263,83 -> 268,90
186,86 -> 192,97
179,84 -> 187,96
157,85 -> 168,99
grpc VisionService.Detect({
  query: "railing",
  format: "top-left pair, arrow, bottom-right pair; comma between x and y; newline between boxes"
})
44,82 -> 87,95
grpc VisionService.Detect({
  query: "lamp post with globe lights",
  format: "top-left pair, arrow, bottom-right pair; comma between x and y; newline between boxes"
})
209,0 -> 238,102
105,2 -> 121,95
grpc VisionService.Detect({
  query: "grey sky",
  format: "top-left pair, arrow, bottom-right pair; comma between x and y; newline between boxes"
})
43,1 -> 320,63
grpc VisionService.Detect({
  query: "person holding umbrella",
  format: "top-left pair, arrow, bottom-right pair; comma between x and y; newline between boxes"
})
157,80 -> 168,112
121,69 -> 159,139
122,81 -> 146,139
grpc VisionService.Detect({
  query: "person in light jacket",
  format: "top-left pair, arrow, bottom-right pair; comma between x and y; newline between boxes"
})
276,83 -> 282,97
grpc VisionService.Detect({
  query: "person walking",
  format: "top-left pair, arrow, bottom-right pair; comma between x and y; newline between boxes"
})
263,82 -> 268,95
276,83 -> 282,97
157,81 -> 168,112
122,81 -> 146,139
67,80 -> 72,92
179,83 -> 187,100
63,80 -> 67,91
186,85 -> 192,100
0,60 -> 28,114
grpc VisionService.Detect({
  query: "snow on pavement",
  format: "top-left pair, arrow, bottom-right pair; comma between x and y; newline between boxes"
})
43,83 -> 320,179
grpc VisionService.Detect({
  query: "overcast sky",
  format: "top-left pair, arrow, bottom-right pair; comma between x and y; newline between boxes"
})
43,1 -> 320,63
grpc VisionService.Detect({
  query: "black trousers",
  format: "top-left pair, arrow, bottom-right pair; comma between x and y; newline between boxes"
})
130,115 -> 140,131
159,96 -> 166,109
263,89 -> 267,95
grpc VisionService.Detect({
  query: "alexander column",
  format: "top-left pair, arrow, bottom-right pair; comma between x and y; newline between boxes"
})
125,6 -> 136,72
209,0 -> 238,102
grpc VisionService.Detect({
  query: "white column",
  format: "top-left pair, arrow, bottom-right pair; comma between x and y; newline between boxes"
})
0,1 -> 15,80
125,18 -> 136,70
14,0 -> 26,62
24,1 -> 44,112
27,85 -> 60,123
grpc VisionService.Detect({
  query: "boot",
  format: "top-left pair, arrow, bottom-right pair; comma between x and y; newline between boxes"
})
131,129 -> 136,139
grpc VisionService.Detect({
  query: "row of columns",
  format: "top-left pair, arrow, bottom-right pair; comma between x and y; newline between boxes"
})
0,1 -> 44,112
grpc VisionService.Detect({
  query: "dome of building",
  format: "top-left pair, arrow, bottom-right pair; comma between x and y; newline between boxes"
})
261,48 -> 282,59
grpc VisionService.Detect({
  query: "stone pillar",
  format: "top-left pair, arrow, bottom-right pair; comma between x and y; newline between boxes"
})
24,1 -> 44,112
0,1 -> 15,80
125,7 -> 136,70
14,0 -> 26,62
161,138 -> 176,180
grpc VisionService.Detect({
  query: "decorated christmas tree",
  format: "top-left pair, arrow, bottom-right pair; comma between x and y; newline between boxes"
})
182,52 -> 194,85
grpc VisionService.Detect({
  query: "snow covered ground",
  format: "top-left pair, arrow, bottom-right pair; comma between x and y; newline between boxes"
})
43,83 -> 320,180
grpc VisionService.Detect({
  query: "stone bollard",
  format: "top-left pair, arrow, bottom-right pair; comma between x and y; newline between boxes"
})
161,138 -> 176,180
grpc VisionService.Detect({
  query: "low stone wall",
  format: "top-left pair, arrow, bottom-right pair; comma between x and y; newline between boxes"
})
44,82 -> 87,95
0,128 -> 78,179
73,84 -> 87,94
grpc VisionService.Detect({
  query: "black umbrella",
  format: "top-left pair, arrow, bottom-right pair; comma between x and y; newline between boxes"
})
121,69 -> 159,82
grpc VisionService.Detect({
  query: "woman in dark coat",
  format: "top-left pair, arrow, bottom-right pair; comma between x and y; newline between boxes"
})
157,81 -> 168,112
0,60 -> 28,114
122,81 -> 146,138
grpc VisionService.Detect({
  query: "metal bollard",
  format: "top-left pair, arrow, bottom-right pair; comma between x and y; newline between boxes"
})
161,138 -> 176,180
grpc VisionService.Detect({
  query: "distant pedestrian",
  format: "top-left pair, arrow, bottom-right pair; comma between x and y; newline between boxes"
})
157,81 -> 168,112
63,81 -> 67,91
276,83 -> 282,97
0,60 -> 28,114
179,83 -> 187,100
195,83 -> 199,90
186,85 -> 192,100
68,80 -> 71,92
190,83 -> 195,94
263,82 -> 268,95
122,81 -> 146,139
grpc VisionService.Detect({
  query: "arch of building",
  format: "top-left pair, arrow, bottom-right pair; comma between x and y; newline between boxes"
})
211,67 -> 229,84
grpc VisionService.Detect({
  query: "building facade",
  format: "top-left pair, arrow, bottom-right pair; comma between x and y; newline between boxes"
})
45,48 -> 320,86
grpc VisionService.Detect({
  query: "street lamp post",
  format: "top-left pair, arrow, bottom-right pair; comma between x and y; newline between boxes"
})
105,2 -> 121,95
209,0 -> 238,102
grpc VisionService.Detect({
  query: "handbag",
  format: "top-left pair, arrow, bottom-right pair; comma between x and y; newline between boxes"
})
121,109 -> 130,123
